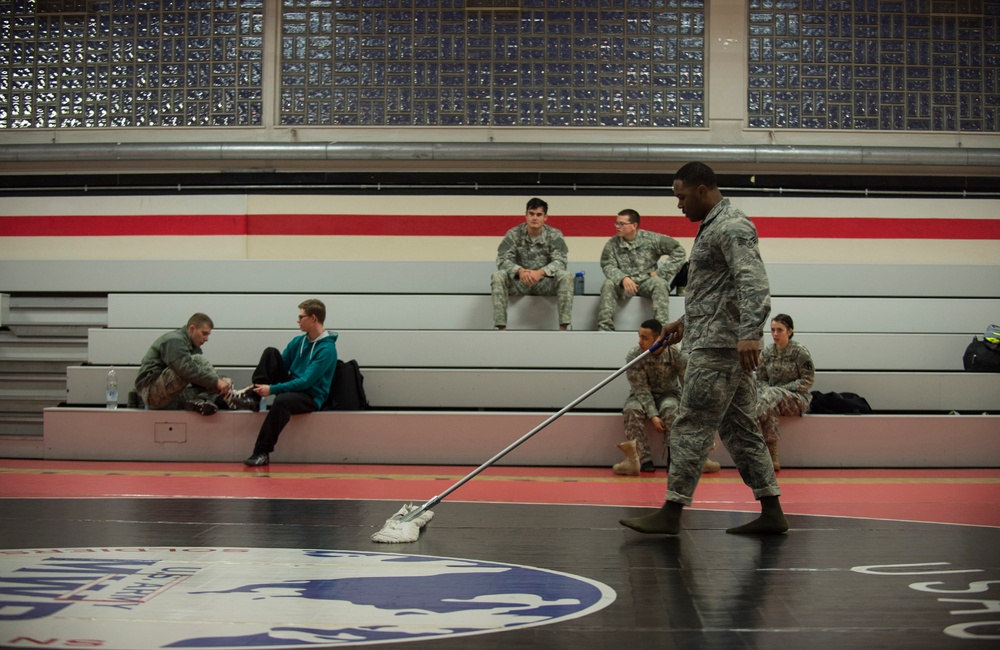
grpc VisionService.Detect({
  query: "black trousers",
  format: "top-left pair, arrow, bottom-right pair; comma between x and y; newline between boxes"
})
251,347 -> 318,454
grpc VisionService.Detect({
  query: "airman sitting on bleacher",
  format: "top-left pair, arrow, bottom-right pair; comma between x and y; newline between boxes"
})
133,312 -> 234,415
490,197 -> 574,331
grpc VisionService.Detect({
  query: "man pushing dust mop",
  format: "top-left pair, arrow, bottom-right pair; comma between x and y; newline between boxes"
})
619,161 -> 788,536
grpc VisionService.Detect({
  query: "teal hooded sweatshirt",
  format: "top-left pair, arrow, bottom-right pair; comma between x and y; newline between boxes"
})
272,330 -> 338,409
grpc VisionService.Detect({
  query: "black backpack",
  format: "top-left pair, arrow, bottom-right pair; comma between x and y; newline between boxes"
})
670,261 -> 689,295
809,391 -> 872,414
326,359 -> 371,410
962,326 -> 1000,373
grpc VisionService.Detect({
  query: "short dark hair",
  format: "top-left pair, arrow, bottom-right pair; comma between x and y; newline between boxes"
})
299,299 -> 326,324
187,313 -> 213,329
618,208 -> 640,226
526,197 -> 548,214
640,318 -> 663,335
674,161 -> 718,190
772,313 -> 794,337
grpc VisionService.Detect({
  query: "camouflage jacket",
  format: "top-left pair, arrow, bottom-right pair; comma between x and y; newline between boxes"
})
496,223 -> 569,278
682,198 -> 771,351
134,327 -> 220,392
600,229 -> 686,286
757,339 -> 815,394
625,344 -> 687,418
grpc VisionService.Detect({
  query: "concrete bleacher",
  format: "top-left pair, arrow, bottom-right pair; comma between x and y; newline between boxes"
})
105,293 -> 1000,333
0,259 -> 997,466
67,287 -> 1000,413
65,365 -> 1000,413
41,408 -> 999,468
3,260 -> 997,297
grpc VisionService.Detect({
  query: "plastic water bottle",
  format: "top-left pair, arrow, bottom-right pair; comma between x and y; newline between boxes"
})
106,367 -> 118,410
574,271 -> 585,295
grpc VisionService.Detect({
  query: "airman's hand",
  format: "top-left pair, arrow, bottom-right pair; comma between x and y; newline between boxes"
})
737,339 -> 762,373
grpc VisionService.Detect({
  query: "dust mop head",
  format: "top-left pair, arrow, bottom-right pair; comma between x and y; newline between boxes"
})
371,503 -> 434,544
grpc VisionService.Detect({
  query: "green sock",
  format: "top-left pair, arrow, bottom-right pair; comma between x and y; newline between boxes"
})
726,496 -> 789,535
620,501 -> 684,535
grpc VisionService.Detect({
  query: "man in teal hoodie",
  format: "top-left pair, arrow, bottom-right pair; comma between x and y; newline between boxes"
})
241,299 -> 338,467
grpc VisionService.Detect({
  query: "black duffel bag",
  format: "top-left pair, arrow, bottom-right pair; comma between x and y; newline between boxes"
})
963,332 -> 1000,373
809,391 -> 873,414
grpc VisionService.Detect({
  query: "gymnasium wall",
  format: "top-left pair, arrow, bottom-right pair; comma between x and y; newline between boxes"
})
1,194 -> 998,271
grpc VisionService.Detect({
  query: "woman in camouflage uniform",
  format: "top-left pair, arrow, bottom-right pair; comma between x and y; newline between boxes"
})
756,313 -> 815,470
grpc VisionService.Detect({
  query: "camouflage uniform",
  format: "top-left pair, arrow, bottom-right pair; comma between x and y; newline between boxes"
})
134,327 -> 223,409
623,343 -> 686,465
491,223 -> 573,327
598,229 -> 686,330
756,339 -> 815,444
666,198 -> 780,506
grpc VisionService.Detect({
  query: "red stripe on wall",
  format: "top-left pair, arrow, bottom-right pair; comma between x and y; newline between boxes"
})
247,214 -> 546,237
1,214 -> 998,239
0,215 -> 247,237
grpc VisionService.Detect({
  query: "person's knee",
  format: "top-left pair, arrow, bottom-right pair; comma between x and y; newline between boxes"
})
259,347 -> 282,365
270,393 -> 297,411
622,407 -> 644,421
648,276 -> 670,290
645,276 -> 671,300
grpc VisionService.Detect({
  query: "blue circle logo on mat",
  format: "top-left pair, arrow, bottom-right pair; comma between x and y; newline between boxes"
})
0,547 -> 616,648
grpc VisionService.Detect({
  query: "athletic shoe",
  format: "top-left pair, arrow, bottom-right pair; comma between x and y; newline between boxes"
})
225,385 -> 260,411
184,399 -> 218,416
244,452 -> 269,467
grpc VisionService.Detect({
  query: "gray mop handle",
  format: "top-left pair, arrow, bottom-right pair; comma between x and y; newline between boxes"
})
400,339 -> 665,523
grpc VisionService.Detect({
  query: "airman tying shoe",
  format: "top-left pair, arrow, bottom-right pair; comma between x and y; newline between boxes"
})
134,312 -> 234,415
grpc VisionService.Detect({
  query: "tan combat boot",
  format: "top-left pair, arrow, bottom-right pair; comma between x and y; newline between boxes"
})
613,440 -> 641,476
702,440 -> 721,473
766,440 -> 781,471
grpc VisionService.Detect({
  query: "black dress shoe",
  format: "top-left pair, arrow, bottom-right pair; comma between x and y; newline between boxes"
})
244,452 -> 269,467
640,460 -> 656,473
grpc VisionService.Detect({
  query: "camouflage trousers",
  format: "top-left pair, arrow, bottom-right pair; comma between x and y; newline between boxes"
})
757,385 -> 810,444
490,270 -> 574,327
665,348 -> 780,506
137,357 -> 220,410
622,393 -> 681,464
597,275 -> 671,331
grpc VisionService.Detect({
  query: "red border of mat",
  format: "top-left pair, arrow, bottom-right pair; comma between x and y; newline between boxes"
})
2,461 -> 997,528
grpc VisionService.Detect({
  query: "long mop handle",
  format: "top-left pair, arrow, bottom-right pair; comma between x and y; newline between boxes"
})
399,339 -> 665,523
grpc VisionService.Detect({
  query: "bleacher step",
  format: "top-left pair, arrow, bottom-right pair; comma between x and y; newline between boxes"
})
64,365 -> 1000,413
0,414 -> 44,437
30,408 -> 1000,468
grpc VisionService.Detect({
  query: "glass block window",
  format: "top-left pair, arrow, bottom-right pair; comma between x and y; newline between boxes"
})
279,0 -> 706,127
0,0 -> 266,128
747,0 -> 1000,131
